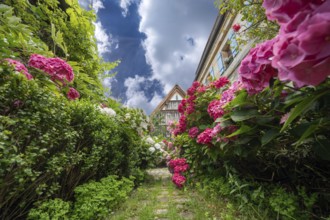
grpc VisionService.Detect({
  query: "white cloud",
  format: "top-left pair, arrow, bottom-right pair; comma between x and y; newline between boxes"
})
94,21 -> 113,55
92,0 -> 105,13
78,0 -> 104,13
138,0 -> 217,93
124,75 -> 163,114
103,76 -> 117,88
119,0 -> 135,17
78,0 -> 116,55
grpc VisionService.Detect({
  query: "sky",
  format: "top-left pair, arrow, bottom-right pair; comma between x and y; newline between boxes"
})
78,0 -> 218,114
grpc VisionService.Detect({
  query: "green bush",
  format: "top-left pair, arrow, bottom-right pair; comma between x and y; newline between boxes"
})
28,199 -> 71,220
72,176 -> 134,219
0,66 -> 148,218
28,176 -> 134,220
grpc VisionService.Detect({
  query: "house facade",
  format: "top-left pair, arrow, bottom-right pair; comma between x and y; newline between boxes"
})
150,84 -> 186,137
195,12 -> 253,84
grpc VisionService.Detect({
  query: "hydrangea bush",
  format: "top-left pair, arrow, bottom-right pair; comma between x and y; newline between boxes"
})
169,0 -> 330,218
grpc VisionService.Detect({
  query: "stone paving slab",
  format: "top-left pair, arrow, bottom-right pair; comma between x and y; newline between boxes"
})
155,208 -> 168,215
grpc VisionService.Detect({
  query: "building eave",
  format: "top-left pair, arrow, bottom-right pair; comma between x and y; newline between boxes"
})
194,12 -> 226,81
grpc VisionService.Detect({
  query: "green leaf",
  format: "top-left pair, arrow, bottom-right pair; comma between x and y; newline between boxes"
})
294,118 -> 329,146
198,125 -> 209,130
261,129 -> 280,146
312,138 -> 330,161
255,116 -> 275,125
230,109 -> 259,122
228,90 -> 248,108
227,125 -> 254,138
281,90 -> 329,132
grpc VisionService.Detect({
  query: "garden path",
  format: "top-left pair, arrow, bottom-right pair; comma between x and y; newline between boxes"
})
110,168 -> 195,220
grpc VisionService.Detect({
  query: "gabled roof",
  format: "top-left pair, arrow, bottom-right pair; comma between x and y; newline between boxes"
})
150,84 -> 186,116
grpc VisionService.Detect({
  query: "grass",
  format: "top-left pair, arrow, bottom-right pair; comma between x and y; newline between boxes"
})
109,170 -> 263,220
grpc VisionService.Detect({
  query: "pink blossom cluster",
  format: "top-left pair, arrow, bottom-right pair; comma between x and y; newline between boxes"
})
169,158 -> 187,169
207,81 -> 242,120
262,0 -> 324,25
167,120 -> 177,134
269,1 -> 330,87
233,23 -> 241,32
163,139 -> 174,151
29,54 -> 74,84
169,158 -> 189,188
188,127 -> 199,138
173,114 -> 187,136
211,77 -> 230,89
172,173 -> 186,188
207,100 -> 225,120
196,128 -> 213,144
221,81 -> 242,104
4,59 -> 33,80
178,99 -> 187,114
239,39 -> 278,94
240,0 -> 330,92
173,99 -> 193,136
187,81 -> 201,96
5,54 -> 79,100
67,87 -> 80,100
197,85 -> 207,93
196,123 -> 238,145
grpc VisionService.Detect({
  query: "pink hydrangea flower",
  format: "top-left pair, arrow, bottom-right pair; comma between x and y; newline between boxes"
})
28,54 -> 74,84
169,158 -> 187,169
197,85 -> 207,93
186,103 -> 195,114
262,0 -> 323,24
197,128 -> 213,144
280,112 -> 290,124
188,127 -> 199,138
187,81 -> 200,96
172,173 -> 186,188
211,123 -> 222,136
187,95 -> 196,104
67,87 -> 80,100
232,23 -> 241,32
271,5 -> 330,87
207,100 -> 225,120
239,39 -> 278,94
174,164 -> 189,173
178,99 -> 187,113
5,59 -> 33,80
212,76 -> 230,89
178,114 -> 187,132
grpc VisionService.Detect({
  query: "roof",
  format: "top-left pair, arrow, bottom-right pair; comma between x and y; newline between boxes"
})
194,12 -> 226,81
150,84 -> 186,116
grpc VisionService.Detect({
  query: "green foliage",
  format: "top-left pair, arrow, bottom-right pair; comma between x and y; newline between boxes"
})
214,0 -> 279,43
1,1 -> 118,100
0,66 -> 148,219
72,176 -> 134,219
28,199 -> 71,220
172,78 -> 330,218
28,176 -> 134,220
268,187 -> 298,219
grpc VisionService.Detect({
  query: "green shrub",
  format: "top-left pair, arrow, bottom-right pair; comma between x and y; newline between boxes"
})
28,199 -> 71,220
269,187 -> 299,219
72,176 -> 134,219
0,66 -> 148,218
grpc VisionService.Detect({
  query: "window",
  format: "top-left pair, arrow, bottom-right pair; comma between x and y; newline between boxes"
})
209,67 -> 215,78
228,30 -> 239,57
217,52 -> 225,75
221,30 -> 239,68
176,95 -> 178,100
